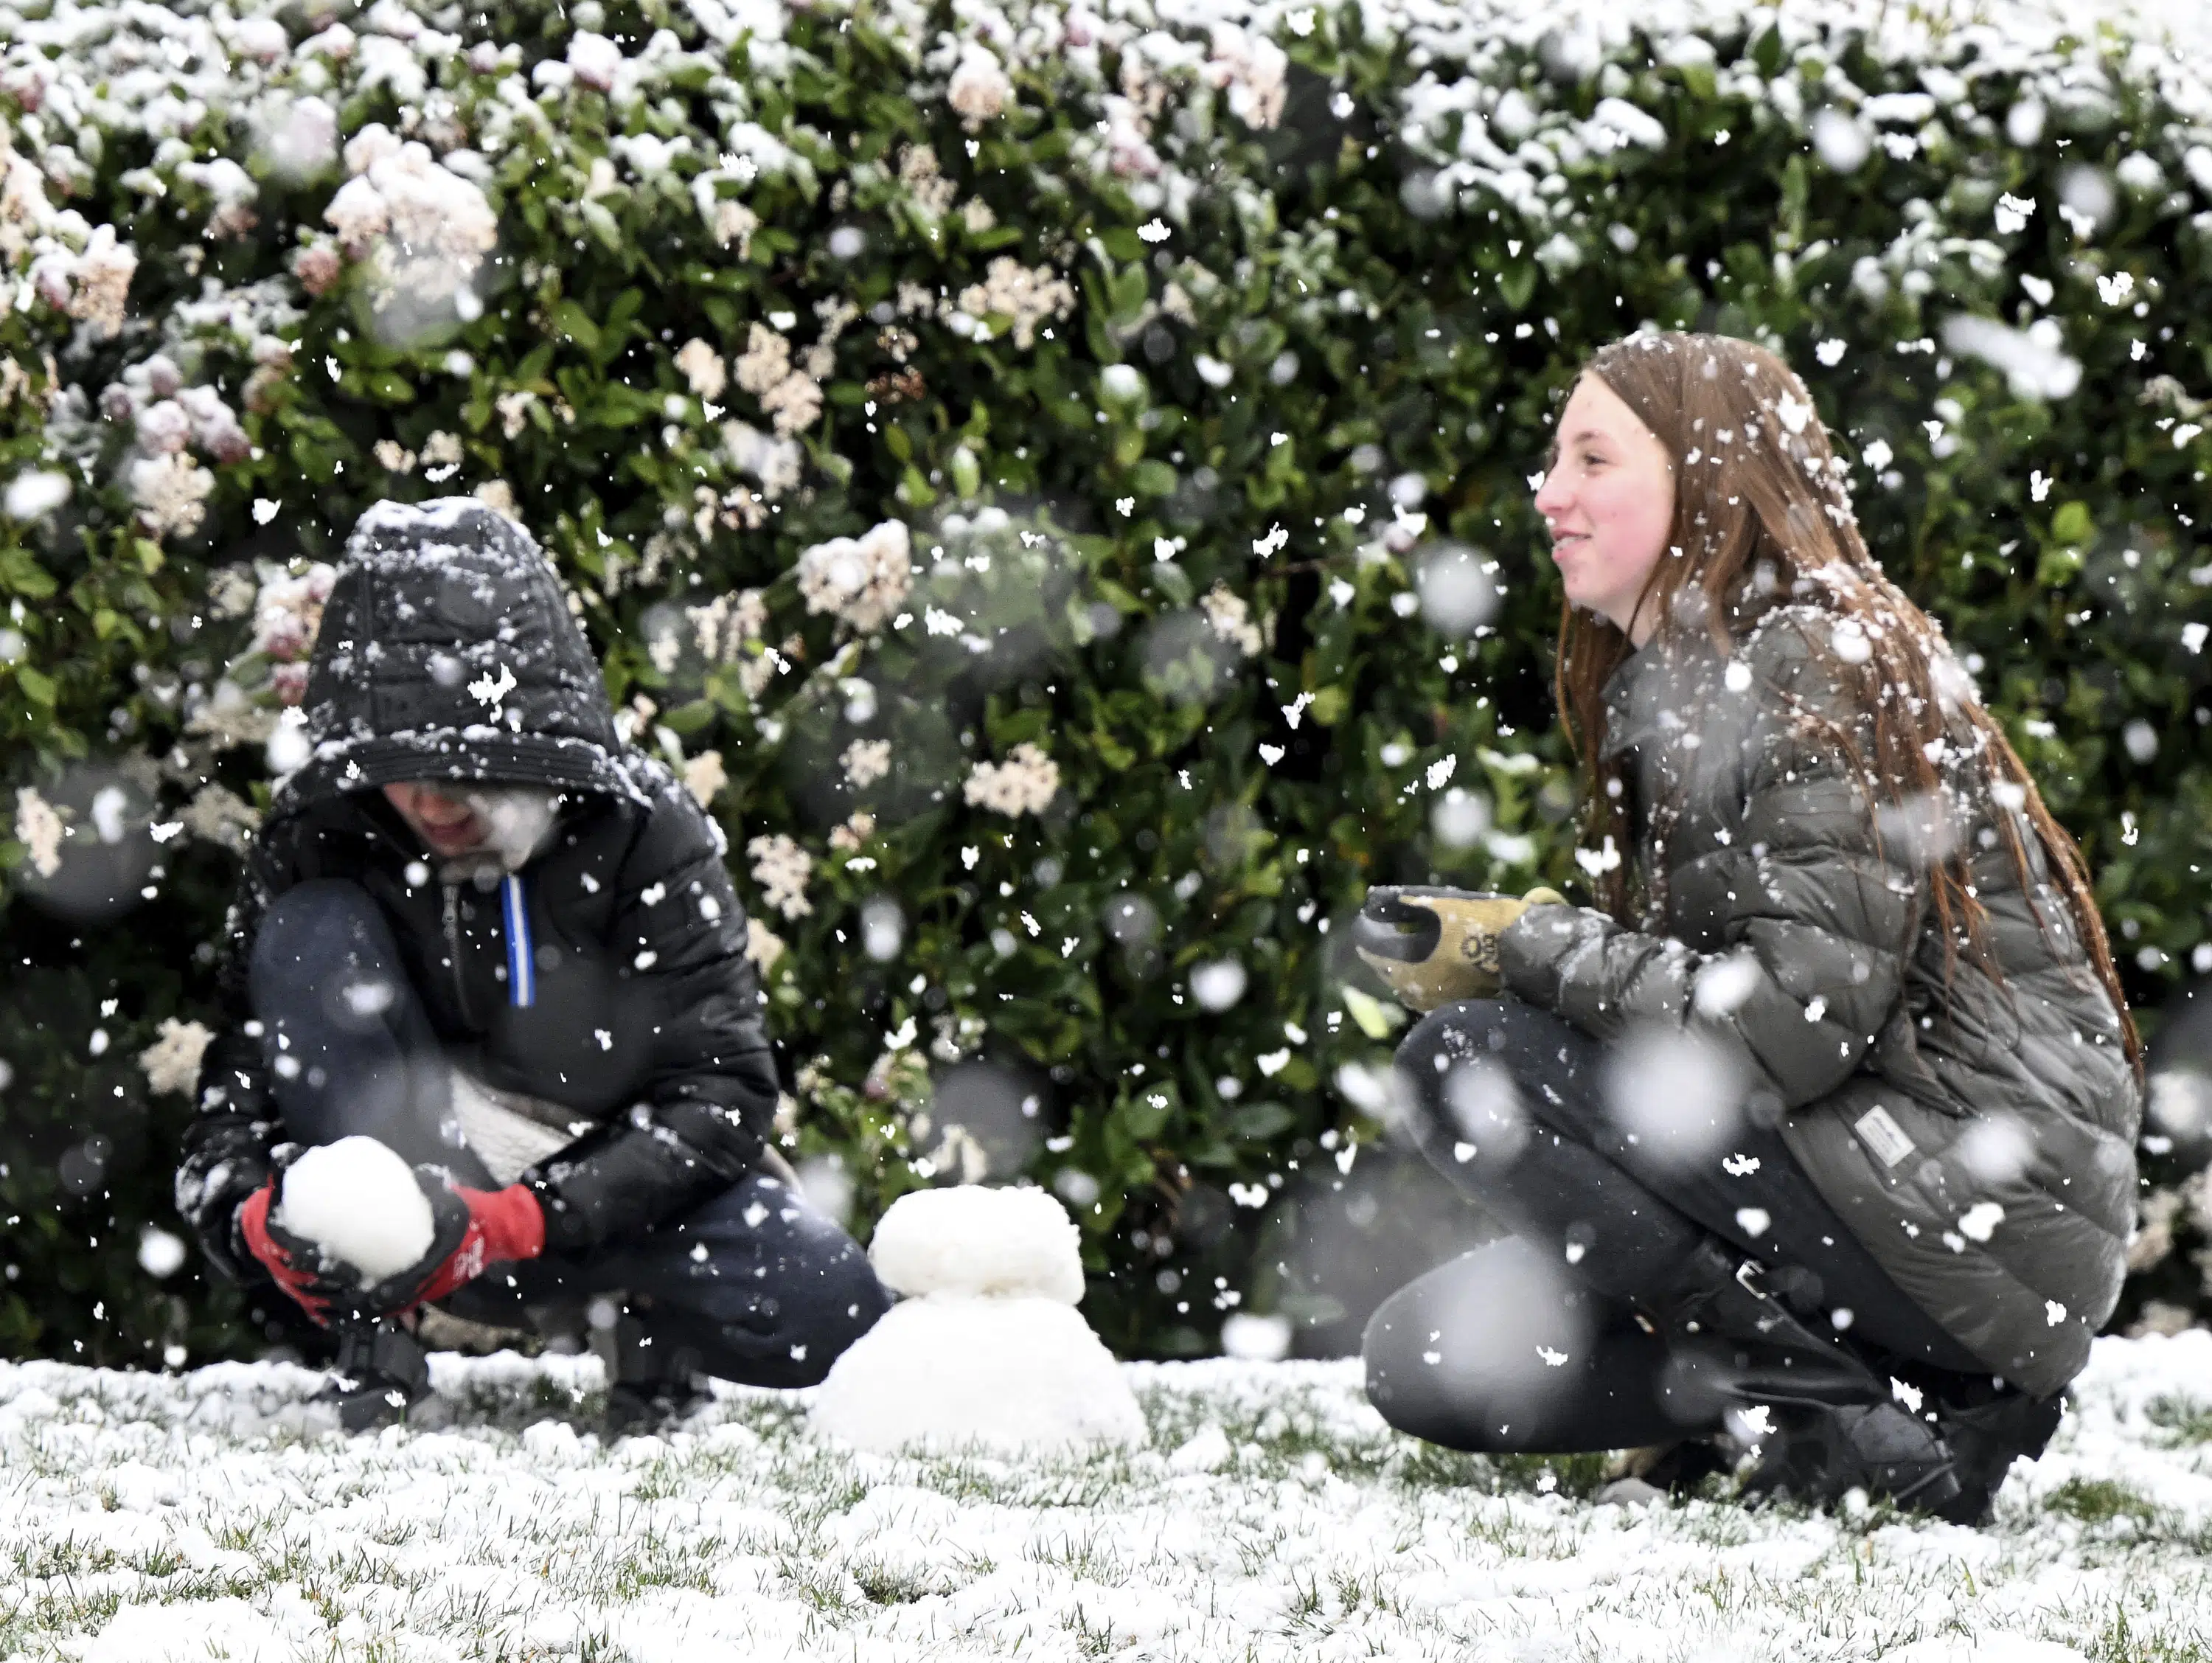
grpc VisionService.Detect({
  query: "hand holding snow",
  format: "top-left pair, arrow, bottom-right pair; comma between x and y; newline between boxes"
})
274,1136 -> 434,1283
810,1185 -> 1147,1454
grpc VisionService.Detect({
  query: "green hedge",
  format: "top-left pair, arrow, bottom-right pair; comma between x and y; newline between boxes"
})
1,0 -> 2209,1367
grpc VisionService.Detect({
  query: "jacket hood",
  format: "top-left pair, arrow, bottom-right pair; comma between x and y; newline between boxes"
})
274,498 -> 649,811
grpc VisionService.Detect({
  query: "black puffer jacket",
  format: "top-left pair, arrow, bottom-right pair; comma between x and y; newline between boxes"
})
175,499 -> 775,1277
1499,602 -> 2141,1398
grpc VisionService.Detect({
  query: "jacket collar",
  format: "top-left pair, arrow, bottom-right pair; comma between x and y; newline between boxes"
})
1597,645 -> 1666,763
1595,580 -> 1785,762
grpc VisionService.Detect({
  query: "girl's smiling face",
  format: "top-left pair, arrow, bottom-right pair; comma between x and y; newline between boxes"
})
1532,374 -> 1677,645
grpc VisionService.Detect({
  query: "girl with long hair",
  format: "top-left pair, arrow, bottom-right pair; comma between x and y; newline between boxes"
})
1359,332 -> 2143,1522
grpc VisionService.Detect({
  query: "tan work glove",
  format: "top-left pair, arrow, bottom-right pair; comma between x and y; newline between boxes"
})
1350,885 -> 1569,1013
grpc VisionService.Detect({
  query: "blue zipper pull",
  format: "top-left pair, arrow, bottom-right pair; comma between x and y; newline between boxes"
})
502,873 -> 535,1008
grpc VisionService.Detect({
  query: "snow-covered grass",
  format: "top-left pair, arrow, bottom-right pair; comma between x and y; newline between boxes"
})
5,1334 -> 2212,1662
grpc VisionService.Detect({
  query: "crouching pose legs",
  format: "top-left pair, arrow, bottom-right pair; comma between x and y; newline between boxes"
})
174,500 -> 891,1431
1363,332 -> 2141,1524
1365,999 -> 2039,1518
250,878 -> 886,1423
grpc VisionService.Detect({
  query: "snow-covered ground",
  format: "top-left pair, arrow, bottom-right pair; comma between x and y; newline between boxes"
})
3,1333 -> 2210,1662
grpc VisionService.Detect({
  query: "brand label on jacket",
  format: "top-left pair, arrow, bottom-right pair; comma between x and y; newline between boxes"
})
1853,1104 -> 1916,1168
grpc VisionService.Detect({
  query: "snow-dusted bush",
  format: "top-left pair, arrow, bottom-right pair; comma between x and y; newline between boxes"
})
1,0 -> 2210,1364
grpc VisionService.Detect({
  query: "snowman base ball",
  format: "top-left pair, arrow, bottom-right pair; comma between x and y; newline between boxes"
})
810,1186 -> 1147,1455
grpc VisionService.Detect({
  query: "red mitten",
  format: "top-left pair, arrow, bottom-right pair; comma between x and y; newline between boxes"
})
237,1181 -> 344,1326
357,1176 -> 547,1318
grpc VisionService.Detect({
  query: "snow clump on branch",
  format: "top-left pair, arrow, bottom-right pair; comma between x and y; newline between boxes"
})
128,453 -> 215,542
321,126 -> 497,312
1206,24 -> 1290,130
947,44 -> 1015,128
796,520 -> 913,633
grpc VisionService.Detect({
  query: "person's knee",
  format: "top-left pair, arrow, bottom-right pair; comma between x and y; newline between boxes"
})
251,880 -> 407,1033
773,1237 -> 891,1386
1363,1277 -> 1462,1444
1398,999 -> 1505,1078
254,878 -> 384,967
1363,1240 -> 1611,1451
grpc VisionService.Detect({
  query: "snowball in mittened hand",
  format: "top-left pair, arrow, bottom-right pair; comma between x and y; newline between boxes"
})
865,1183 -> 1086,1302
274,1136 -> 435,1283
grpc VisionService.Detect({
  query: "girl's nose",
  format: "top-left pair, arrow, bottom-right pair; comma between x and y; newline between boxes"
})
1532,468 -> 1568,518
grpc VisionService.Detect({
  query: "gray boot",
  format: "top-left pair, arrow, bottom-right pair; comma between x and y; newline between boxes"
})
1646,1240 -> 1962,1516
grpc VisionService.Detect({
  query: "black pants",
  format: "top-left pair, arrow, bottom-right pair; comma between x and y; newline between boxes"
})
251,878 -> 890,1389
1363,998 -> 1986,1453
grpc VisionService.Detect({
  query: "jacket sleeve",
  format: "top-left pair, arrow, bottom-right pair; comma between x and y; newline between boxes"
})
1499,624 -> 1925,1112
521,776 -> 774,1251
173,815 -> 304,1285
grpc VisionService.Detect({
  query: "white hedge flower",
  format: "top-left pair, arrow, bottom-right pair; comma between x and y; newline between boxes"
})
747,833 -> 814,920
178,156 -> 260,238
686,589 -> 766,663
899,145 -> 958,218
731,322 -> 821,434
138,1018 -> 214,1097
684,749 -> 727,808
796,520 -> 913,633
675,338 -> 727,402
733,322 -> 790,396
947,44 -> 1013,128
956,257 -> 1076,350
567,32 -> 623,92
473,479 -> 521,521
964,743 -> 1060,817
128,452 -> 215,541
182,783 -> 260,852
1202,584 -> 1263,656
496,390 -> 538,439
185,680 -> 279,749
745,916 -> 787,974
842,738 -> 892,788
759,369 -> 822,436
723,421 -> 803,497
14,787 -> 63,878
258,93 -> 337,181
251,564 -> 337,664
60,225 -> 140,337
710,198 -> 758,254
1206,24 -> 1289,130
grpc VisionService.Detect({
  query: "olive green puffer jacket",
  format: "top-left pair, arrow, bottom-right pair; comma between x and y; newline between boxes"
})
1499,601 -> 2141,1397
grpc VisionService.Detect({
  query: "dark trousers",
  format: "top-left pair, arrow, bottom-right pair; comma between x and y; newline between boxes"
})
251,878 -> 890,1389
1363,997 -> 1986,1453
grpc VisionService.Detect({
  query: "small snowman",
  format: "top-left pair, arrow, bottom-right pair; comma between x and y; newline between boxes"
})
810,1185 -> 1148,1454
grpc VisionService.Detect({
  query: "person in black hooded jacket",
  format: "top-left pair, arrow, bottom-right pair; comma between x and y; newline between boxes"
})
175,498 -> 890,1428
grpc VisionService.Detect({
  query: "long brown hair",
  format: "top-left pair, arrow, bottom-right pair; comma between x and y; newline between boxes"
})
1551,331 -> 2140,1074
